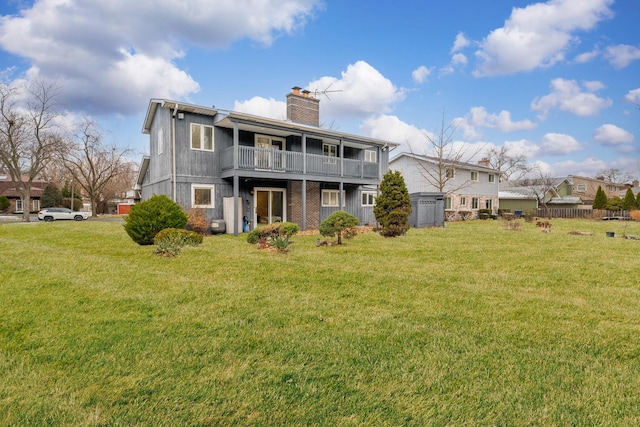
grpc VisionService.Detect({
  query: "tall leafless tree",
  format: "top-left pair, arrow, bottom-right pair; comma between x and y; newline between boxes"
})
596,168 -> 633,184
411,111 -> 484,194
0,81 -> 66,221
519,172 -> 559,215
61,119 -> 132,216
483,146 -> 532,182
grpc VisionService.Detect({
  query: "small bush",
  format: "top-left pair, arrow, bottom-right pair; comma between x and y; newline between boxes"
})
377,209 -> 409,237
187,208 -> 210,235
124,195 -> 188,245
0,195 -> 9,213
153,228 -> 203,257
246,222 -> 299,251
319,210 -> 359,244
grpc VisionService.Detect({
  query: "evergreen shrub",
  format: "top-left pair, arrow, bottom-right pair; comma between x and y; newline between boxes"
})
319,210 -> 359,245
124,195 -> 188,245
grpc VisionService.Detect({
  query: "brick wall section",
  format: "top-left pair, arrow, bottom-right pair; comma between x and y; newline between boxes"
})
288,181 -> 320,229
286,92 -> 320,127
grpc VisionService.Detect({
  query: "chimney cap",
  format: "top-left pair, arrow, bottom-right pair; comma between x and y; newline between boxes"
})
302,89 -> 311,98
291,86 -> 301,95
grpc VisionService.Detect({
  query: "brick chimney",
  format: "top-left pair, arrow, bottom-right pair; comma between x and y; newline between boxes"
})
286,86 -> 320,127
477,158 -> 490,167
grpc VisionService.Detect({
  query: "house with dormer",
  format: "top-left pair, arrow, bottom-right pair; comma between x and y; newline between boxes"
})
135,88 -> 398,234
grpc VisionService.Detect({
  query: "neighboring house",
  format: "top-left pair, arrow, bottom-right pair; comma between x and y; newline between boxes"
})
498,188 -> 538,214
388,153 -> 499,219
136,87 -> 398,234
618,180 -> 640,199
569,175 -> 628,205
0,174 -> 46,214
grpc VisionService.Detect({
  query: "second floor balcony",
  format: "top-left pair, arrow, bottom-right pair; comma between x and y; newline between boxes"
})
220,146 -> 381,181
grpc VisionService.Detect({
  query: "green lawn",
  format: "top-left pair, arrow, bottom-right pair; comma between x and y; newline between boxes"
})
1,218 -> 639,426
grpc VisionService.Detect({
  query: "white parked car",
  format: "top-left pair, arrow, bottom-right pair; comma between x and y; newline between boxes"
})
37,207 -> 90,221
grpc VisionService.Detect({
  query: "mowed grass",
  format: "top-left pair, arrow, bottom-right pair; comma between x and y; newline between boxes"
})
1,218 -> 639,426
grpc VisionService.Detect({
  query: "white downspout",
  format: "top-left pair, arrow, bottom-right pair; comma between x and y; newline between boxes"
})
172,104 -> 178,202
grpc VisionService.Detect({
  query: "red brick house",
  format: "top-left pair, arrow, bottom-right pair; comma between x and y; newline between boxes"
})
0,174 -> 47,214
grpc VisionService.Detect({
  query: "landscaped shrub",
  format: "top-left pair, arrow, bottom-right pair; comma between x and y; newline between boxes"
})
187,208 -> 210,235
0,195 -> 9,213
124,195 -> 188,245
478,208 -> 492,220
41,183 -> 63,208
593,186 -> 607,209
153,228 -> 203,256
246,222 -> 299,252
319,210 -> 359,245
374,170 -> 411,237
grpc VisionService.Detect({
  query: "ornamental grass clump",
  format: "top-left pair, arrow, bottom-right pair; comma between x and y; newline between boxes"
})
153,228 -> 203,257
246,222 -> 299,252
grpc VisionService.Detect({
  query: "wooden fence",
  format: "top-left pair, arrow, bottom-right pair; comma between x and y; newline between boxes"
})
534,208 -> 630,219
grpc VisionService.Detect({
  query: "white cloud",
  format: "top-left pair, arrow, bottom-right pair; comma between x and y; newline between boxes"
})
451,53 -> 468,66
454,106 -> 537,140
593,124 -> 634,147
451,32 -> 471,53
574,47 -> 600,64
412,65 -> 434,84
549,157 -> 607,177
0,0 -> 322,114
473,0 -> 613,77
625,88 -> 640,104
531,78 -> 612,119
540,132 -> 582,155
604,44 -> 640,69
306,61 -> 405,118
234,97 -> 286,120
504,139 -> 541,159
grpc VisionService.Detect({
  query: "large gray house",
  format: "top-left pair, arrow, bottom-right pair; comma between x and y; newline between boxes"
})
136,88 -> 398,234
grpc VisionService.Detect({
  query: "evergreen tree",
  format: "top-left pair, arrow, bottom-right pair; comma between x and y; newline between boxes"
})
374,170 -> 412,237
592,185 -> 607,209
636,191 -> 640,209
0,195 -> 9,212
606,196 -> 623,211
622,187 -> 636,210
41,183 -> 63,208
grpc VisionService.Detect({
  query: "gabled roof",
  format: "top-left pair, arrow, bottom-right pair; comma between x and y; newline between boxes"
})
499,189 -> 537,200
389,152 -> 499,173
134,156 -> 150,190
143,99 -> 219,134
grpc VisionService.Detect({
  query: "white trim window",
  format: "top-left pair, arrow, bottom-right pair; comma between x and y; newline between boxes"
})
191,123 -> 214,151
323,143 -> 338,164
322,190 -> 345,207
460,196 -> 467,207
471,171 -> 478,181
446,168 -> 455,179
192,184 -> 215,208
32,199 -> 40,211
471,197 -> 479,209
16,199 -> 23,213
576,184 -> 587,192
361,191 -> 376,207
488,174 -> 495,183
364,149 -> 376,163
485,199 -> 493,210
445,197 -> 452,210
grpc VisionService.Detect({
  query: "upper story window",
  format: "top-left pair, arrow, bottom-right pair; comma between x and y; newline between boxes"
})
576,184 -> 587,192
323,143 -> 337,158
488,174 -> 495,183
364,149 -> 376,163
446,168 -> 455,179
471,171 -> 478,181
191,123 -> 214,151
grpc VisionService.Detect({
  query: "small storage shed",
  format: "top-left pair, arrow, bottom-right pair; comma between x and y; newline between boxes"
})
409,192 -> 445,228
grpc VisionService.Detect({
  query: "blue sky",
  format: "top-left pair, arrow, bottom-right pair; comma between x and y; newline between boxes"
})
0,0 -> 638,179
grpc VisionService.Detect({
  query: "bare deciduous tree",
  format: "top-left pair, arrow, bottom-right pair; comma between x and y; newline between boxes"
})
61,119 -> 132,216
519,172 -> 559,215
596,168 -> 633,184
483,146 -> 532,182
411,111 -> 483,194
0,81 -> 65,221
